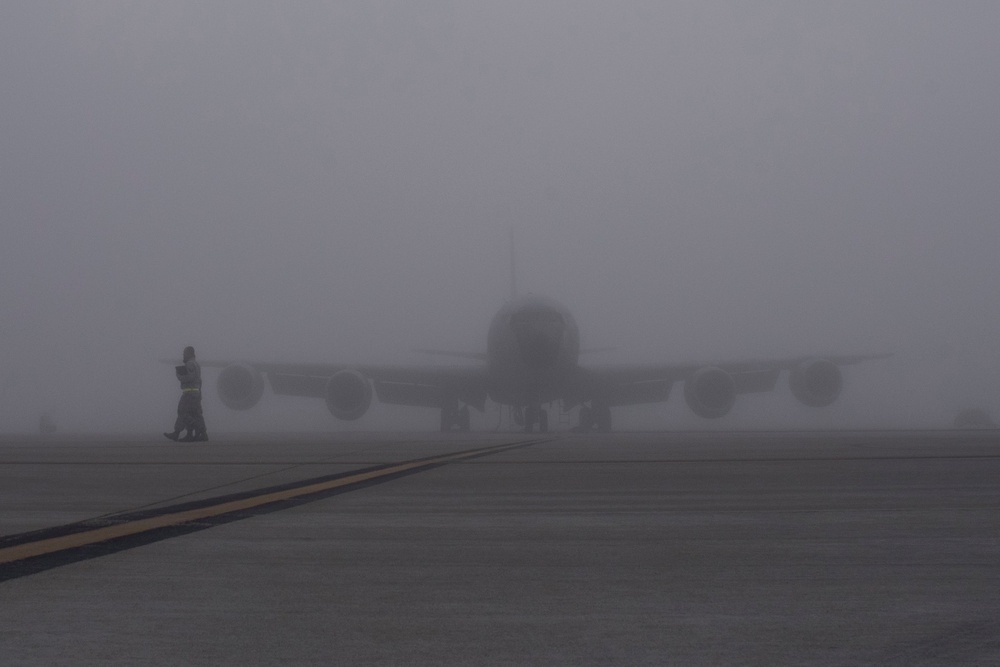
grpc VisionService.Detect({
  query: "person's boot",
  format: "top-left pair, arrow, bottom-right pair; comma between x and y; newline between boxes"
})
179,429 -> 197,442
163,431 -> 179,441
194,430 -> 209,442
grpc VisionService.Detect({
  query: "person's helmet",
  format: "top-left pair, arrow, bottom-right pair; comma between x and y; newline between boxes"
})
183,346 -> 195,361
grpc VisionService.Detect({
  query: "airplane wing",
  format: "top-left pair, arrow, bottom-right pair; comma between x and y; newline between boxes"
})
573,353 -> 891,409
197,360 -> 490,412
411,349 -> 489,361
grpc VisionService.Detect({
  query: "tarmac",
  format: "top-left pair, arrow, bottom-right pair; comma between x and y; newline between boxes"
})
1,429 -> 999,666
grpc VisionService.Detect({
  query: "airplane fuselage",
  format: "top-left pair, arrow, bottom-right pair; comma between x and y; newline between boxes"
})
486,294 -> 580,407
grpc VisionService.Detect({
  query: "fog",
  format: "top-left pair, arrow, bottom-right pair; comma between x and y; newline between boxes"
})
2,2 -> 998,432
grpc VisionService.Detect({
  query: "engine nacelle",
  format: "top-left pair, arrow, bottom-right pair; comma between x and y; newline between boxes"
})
789,358 -> 842,407
217,363 -> 265,410
684,366 -> 737,419
325,369 -> 373,421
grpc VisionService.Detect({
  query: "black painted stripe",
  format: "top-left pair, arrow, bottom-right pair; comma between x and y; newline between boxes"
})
0,437 -> 550,582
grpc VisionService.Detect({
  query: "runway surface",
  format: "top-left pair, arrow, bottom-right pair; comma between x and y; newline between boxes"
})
1,430 -> 999,665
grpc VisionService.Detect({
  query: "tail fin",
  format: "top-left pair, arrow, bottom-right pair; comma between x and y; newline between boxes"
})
509,226 -> 517,300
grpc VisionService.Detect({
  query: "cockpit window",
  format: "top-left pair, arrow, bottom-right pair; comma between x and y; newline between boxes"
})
510,307 -> 564,327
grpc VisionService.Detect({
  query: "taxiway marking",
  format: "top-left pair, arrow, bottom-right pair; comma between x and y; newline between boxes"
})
0,438 -> 547,570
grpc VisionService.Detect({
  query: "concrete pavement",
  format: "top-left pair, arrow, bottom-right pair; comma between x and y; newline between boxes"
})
1,430 -> 998,665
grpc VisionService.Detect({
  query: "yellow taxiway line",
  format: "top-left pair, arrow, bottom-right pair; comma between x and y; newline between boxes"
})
0,438 -> 541,566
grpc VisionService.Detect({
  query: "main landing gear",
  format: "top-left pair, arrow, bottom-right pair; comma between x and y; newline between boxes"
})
440,403 -> 471,432
576,403 -> 612,432
522,405 -> 549,433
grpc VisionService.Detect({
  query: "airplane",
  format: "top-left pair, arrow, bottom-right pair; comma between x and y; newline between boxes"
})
201,245 -> 889,432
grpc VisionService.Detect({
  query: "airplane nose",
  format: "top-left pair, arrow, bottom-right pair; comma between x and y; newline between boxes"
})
516,328 -> 561,366
511,307 -> 565,367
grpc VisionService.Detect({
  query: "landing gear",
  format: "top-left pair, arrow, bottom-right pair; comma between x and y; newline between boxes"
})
511,405 -> 524,428
595,404 -> 611,432
440,404 -> 471,432
522,405 -> 549,433
576,402 -> 612,431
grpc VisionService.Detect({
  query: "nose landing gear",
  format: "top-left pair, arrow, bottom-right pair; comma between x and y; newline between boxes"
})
522,405 -> 549,433
440,403 -> 471,432
576,402 -> 612,431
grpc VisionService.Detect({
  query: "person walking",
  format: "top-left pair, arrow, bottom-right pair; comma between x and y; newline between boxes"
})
164,346 -> 208,442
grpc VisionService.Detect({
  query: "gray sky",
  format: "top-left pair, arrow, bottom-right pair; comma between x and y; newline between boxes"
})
2,1 -> 999,431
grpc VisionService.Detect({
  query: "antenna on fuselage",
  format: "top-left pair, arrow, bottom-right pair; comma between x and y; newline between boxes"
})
509,226 -> 517,300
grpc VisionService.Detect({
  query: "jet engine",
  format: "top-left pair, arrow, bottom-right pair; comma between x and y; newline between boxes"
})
217,363 -> 265,410
325,369 -> 372,421
789,358 -> 842,407
684,366 -> 737,419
